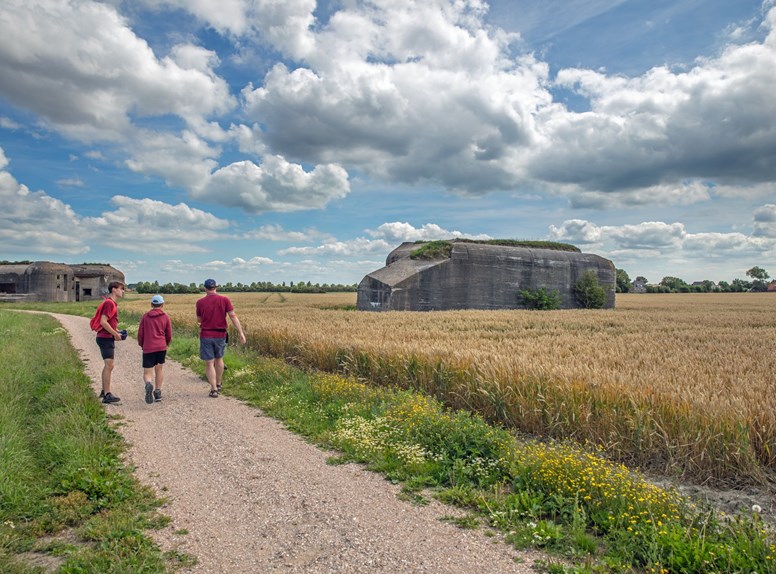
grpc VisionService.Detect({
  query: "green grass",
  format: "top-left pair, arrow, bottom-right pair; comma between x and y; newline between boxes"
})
7,304 -> 776,573
0,310 -> 193,573
409,239 -> 581,259
0,298 -> 147,325
172,336 -> 776,573
1,299 -> 98,318
410,240 -> 455,259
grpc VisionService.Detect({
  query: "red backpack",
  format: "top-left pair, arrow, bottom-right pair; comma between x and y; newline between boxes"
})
90,299 -> 115,331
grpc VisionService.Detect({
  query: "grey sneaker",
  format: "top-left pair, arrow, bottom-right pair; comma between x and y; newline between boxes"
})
153,389 -> 162,402
144,382 -> 154,404
102,392 -> 120,404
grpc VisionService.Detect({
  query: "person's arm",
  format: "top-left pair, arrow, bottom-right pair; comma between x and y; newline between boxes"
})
137,317 -> 144,347
165,316 -> 172,345
227,310 -> 246,344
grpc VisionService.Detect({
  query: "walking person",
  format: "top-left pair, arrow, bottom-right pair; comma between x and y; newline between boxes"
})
196,278 -> 246,397
95,281 -> 125,404
137,294 -> 173,404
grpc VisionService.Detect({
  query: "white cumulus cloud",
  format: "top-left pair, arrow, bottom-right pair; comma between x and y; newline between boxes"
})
279,237 -> 393,257
87,196 -> 230,252
0,0 -> 235,141
197,156 -> 350,213
0,147 -> 88,255
368,221 -> 492,242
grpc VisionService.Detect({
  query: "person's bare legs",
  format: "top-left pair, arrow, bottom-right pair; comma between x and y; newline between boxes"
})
153,364 -> 164,390
205,359 -> 217,391
102,358 -> 114,393
143,367 -> 154,384
214,357 -> 225,389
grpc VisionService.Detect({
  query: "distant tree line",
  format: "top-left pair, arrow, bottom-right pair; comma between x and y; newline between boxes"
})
616,266 -> 773,293
132,280 -> 358,294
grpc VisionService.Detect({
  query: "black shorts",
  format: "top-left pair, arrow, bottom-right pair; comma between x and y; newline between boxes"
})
142,350 -> 167,368
96,337 -> 115,360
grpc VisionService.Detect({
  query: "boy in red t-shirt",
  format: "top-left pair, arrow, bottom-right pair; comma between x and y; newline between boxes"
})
195,278 -> 246,397
138,294 -> 173,404
95,281 -> 125,404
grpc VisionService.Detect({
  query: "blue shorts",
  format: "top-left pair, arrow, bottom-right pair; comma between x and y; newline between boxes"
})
200,337 -> 227,361
96,337 -> 115,360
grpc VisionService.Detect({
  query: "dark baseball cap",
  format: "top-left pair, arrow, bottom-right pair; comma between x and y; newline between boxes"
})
204,278 -> 217,289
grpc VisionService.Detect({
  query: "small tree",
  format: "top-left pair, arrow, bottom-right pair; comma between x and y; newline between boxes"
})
518,287 -> 561,310
746,266 -> 770,292
615,268 -> 631,293
746,266 -> 770,281
701,279 -> 716,292
660,276 -> 689,292
574,270 -> 607,309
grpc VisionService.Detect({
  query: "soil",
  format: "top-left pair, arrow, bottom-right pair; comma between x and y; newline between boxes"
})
649,474 -> 775,527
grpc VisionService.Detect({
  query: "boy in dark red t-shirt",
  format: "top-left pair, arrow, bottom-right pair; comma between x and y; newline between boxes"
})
195,279 -> 246,397
96,281 -> 125,404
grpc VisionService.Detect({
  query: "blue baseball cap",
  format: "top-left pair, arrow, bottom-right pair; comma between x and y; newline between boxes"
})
204,278 -> 217,289
151,294 -> 164,305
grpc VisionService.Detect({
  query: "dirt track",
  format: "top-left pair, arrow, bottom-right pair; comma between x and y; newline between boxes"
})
48,312 -> 540,573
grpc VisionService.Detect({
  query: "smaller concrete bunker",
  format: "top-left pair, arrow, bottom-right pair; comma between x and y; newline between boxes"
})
357,241 -> 615,311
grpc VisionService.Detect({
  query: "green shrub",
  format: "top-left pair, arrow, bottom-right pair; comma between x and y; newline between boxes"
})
574,271 -> 607,309
518,287 -> 561,310
410,239 -> 580,259
410,240 -> 453,259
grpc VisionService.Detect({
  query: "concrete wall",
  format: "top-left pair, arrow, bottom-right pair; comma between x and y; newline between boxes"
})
357,242 -> 616,311
70,264 -> 125,301
0,265 -> 30,296
0,262 -> 125,302
0,262 -> 73,302
29,262 -> 74,302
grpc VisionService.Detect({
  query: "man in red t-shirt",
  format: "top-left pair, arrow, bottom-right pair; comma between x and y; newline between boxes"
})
196,278 -> 246,397
96,281 -> 125,404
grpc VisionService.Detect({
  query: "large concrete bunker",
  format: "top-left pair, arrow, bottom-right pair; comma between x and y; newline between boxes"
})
0,262 -> 125,302
357,241 -> 615,311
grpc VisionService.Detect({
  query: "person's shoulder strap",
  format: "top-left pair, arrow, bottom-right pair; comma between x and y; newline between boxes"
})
102,298 -> 117,317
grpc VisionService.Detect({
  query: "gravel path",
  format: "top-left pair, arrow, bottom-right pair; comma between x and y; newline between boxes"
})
49,313 -> 541,573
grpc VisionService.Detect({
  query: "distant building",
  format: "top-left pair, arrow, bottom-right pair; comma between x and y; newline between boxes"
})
767,282 -> 776,293
358,241 -> 616,311
0,262 -> 124,302
631,279 -> 647,293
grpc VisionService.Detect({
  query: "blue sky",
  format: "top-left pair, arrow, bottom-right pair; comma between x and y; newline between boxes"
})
1,0 -> 775,287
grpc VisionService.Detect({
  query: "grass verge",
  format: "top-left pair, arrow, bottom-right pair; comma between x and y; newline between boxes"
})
168,333 -> 776,573
0,310 -> 194,573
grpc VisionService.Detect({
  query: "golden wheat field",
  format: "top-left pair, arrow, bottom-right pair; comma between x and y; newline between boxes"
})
124,291 -> 776,484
